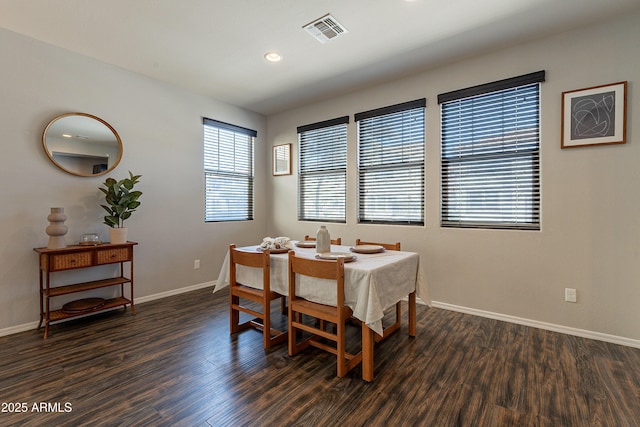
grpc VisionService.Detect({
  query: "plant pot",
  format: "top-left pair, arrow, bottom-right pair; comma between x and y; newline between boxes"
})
109,227 -> 128,244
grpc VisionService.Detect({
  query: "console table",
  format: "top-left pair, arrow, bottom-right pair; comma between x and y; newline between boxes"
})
34,241 -> 137,338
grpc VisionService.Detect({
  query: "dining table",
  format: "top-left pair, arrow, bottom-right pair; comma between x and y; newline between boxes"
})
214,242 -> 430,381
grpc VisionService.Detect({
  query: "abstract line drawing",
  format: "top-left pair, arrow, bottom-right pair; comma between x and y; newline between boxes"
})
561,81 -> 627,148
571,91 -> 615,140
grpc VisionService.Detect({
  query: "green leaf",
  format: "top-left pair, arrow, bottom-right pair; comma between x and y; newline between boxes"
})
104,216 -> 119,227
100,204 -> 113,214
98,171 -> 142,227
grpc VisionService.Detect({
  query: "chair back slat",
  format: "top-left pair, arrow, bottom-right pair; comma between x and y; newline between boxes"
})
289,254 -> 342,280
288,251 -> 345,307
230,245 -> 270,268
304,235 -> 342,245
355,239 -> 400,251
230,244 -> 271,290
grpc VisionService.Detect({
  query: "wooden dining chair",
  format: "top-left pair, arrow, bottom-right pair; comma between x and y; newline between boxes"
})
304,235 -> 342,245
355,239 -> 401,251
287,251 -> 362,378
229,244 -> 287,349
355,239 -> 407,342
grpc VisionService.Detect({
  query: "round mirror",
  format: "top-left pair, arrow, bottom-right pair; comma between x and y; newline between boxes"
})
42,113 -> 123,177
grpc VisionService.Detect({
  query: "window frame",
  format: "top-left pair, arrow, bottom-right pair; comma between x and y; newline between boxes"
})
355,99 -> 426,225
438,71 -> 545,230
203,117 -> 256,223
297,116 -> 349,223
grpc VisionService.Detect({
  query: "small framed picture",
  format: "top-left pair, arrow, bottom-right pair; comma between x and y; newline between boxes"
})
561,81 -> 627,149
272,143 -> 291,175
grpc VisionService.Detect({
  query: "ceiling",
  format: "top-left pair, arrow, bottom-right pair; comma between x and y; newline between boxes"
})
1,0 -> 640,115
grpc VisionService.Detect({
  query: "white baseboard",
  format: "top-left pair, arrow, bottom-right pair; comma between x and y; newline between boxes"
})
135,281 -> 215,304
0,322 -> 40,337
0,281 -> 216,338
432,301 -> 640,349
5,285 -> 638,350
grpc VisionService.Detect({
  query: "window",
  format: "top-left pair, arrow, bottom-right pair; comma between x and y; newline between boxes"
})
203,118 -> 256,222
438,71 -> 545,230
355,99 -> 426,225
297,117 -> 348,222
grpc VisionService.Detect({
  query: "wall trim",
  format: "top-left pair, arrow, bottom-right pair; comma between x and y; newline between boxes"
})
0,281 -> 216,338
135,281 -> 215,304
4,284 -> 638,350
432,301 -> 640,349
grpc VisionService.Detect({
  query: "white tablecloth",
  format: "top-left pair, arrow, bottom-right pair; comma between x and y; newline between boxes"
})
214,244 -> 430,336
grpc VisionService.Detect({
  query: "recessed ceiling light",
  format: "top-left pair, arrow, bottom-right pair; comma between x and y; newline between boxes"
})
264,52 -> 282,62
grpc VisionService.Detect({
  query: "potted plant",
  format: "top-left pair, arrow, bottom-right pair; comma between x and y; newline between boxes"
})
99,171 -> 142,244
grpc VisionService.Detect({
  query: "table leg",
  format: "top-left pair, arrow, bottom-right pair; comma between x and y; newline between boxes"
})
129,260 -> 136,315
38,270 -> 44,330
44,270 -> 50,339
408,291 -> 416,337
362,323 -> 374,382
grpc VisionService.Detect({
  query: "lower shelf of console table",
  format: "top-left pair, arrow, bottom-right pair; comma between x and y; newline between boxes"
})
34,241 -> 137,338
49,296 -> 132,322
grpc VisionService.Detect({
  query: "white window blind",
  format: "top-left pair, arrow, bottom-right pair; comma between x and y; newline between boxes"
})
439,71 -> 544,230
356,99 -> 425,225
297,116 -> 348,222
203,118 -> 256,222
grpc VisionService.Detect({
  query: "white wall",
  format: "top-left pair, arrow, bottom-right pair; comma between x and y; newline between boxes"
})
0,28 -> 266,332
3,10 -> 639,344
266,10 -> 640,342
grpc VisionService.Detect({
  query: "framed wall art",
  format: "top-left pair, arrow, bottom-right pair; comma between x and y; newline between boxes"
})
561,81 -> 627,149
272,143 -> 291,175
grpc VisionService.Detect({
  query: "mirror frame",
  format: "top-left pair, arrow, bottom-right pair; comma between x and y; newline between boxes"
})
42,112 -> 123,177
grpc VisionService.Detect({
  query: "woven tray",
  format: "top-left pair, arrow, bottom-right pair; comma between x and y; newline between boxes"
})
62,297 -> 106,313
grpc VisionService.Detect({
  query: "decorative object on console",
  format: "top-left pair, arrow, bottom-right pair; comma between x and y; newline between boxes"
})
62,297 -> 106,314
79,233 -> 101,246
45,207 -> 68,249
109,228 -> 128,245
316,225 -> 331,254
99,171 -> 142,244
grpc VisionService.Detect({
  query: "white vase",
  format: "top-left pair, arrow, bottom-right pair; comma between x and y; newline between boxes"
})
46,207 -> 68,249
316,225 -> 331,253
109,227 -> 128,244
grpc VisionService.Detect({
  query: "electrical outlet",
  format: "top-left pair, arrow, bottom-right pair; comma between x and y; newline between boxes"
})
565,288 -> 577,303
194,259 -> 200,269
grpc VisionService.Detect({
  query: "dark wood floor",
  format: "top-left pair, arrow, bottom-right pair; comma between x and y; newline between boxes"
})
1,287 -> 639,426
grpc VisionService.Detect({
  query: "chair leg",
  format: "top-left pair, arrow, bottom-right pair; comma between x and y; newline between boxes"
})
263,297 -> 271,349
336,318 -> 346,377
230,294 -> 240,334
408,291 -> 416,337
288,309 -> 297,356
375,301 -> 402,343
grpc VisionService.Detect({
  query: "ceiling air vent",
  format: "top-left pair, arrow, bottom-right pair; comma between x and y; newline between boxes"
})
303,14 -> 348,44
